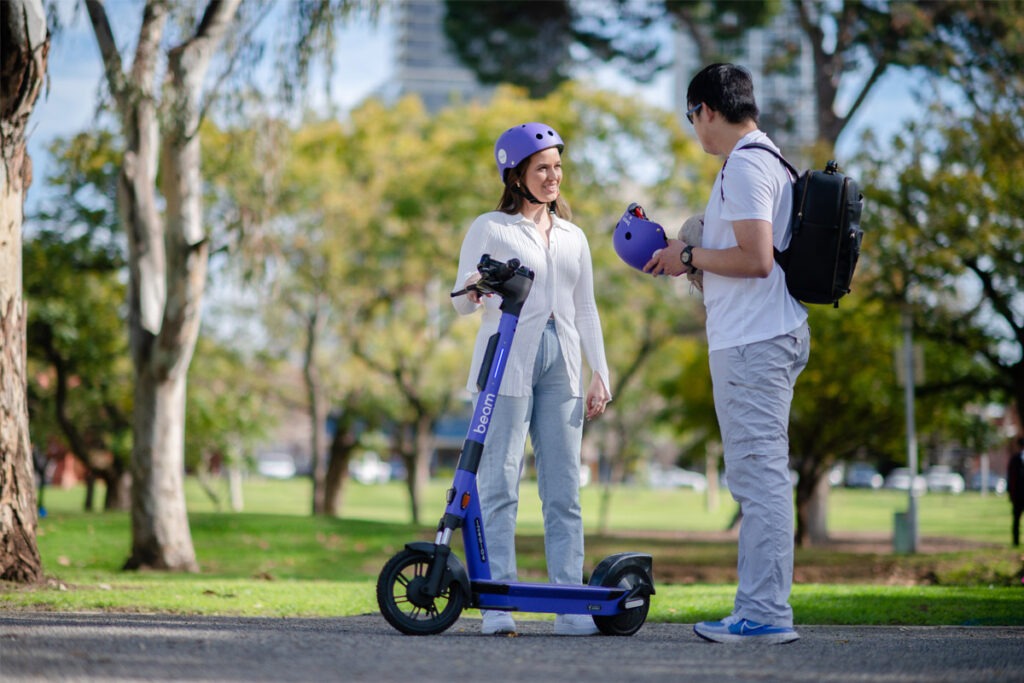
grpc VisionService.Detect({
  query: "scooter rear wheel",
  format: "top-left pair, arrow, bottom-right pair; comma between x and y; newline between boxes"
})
591,566 -> 650,636
377,548 -> 465,635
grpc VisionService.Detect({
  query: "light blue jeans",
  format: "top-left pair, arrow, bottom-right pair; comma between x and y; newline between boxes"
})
709,321 -> 810,627
477,319 -> 585,585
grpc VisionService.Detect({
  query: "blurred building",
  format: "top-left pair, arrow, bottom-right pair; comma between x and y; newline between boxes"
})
387,3 -> 817,158
388,0 -> 490,112
672,5 -> 818,163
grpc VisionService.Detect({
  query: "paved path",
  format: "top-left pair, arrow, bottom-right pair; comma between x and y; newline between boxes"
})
2,612 -> 1022,682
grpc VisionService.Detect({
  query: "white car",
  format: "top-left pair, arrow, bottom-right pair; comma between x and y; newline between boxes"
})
349,452 -> 392,484
256,452 -> 297,479
648,465 -> 707,492
969,471 -> 1007,494
884,467 -> 927,494
844,463 -> 884,490
924,466 -> 965,494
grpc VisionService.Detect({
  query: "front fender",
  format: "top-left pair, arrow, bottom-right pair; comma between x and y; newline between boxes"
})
405,542 -> 471,601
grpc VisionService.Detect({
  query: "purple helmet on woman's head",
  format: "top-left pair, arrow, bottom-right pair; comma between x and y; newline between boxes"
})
494,123 -> 564,183
614,203 -> 668,272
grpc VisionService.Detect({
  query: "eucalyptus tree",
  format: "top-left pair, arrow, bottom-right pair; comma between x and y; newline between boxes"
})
79,0 -> 374,571
80,0 -> 245,572
0,0 -> 48,583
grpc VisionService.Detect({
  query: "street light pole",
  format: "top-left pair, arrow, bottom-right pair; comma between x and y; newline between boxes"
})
902,307 -> 919,553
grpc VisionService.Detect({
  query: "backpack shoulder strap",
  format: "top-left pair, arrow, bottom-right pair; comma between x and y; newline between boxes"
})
738,142 -> 800,179
719,142 -> 800,201
734,143 -> 798,270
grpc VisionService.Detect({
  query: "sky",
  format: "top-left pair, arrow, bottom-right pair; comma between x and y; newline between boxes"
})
25,2 -> 927,215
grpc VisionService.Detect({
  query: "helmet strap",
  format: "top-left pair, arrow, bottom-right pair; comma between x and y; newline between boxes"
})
512,182 -> 544,206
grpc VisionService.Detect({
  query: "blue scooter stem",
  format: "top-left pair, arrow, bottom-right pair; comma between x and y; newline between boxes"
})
432,256 -> 533,587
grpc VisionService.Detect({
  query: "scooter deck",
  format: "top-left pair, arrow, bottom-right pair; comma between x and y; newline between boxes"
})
471,579 -> 631,615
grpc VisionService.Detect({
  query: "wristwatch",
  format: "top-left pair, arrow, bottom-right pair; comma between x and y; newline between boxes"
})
680,245 -> 696,273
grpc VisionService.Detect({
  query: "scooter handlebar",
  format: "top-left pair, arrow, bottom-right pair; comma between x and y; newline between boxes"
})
450,254 -> 534,299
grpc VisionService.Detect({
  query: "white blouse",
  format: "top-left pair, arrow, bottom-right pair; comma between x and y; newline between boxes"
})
452,211 -> 611,399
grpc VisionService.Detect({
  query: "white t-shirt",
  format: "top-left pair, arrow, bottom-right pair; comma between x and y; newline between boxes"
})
701,131 -> 808,351
452,211 -> 611,399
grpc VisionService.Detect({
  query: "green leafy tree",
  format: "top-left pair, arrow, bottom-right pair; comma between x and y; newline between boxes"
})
26,227 -> 133,511
184,334 -> 282,510
26,130 -> 131,512
861,103 -> 1024,438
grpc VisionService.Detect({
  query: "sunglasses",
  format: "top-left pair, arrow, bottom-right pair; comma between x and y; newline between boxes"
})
685,102 -> 702,125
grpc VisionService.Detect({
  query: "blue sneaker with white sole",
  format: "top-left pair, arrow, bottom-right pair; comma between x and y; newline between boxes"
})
693,615 -> 799,644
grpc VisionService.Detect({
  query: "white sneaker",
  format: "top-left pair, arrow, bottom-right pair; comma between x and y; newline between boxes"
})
481,610 -> 517,635
554,614 -> 599,636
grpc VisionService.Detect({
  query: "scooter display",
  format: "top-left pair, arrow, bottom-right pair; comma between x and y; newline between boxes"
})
376,254 -> 654,636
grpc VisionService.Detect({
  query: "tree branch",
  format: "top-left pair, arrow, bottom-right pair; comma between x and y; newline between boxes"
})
83,0 -> 125,108
964,257 -> 1023,343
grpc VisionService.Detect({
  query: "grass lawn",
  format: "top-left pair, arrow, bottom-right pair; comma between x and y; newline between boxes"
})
2,477 -> 1021,626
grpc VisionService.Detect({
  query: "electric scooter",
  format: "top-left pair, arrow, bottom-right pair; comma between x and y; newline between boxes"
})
376,254 -> 655,636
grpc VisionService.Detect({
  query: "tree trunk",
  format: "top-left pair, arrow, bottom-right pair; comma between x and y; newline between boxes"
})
125,366 -> 197,570
302,306 -> 327,515
105,468 -> 131,511
324,414 -> 357,517
412,413 -> 434,525
0,0 -> 48,584
398,429 -> 417,525
804,473 -> 830,546
88,0 -> 240,572
794,460 -> 831,547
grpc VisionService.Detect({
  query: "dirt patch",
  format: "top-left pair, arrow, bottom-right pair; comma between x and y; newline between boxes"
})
569,530 -> 1021,587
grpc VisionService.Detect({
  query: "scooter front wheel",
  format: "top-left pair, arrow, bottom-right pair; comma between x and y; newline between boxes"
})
591,565 -> 650,636
377,548 -> 465,635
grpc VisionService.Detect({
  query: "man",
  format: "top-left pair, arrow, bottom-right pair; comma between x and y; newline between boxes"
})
646,63 -> 810,644
1009,437 -> 1024,547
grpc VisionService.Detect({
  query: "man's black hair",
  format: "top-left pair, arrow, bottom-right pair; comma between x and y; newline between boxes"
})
686,63 -> 760,125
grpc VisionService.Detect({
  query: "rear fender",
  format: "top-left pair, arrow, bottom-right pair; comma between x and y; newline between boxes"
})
589,552 -> 655,595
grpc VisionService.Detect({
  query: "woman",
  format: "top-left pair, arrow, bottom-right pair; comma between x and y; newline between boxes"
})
452,122 -> 612,636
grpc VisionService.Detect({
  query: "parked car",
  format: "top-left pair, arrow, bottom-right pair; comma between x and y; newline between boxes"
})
256,452 -> 297,479
884,467 -> 927,494
828,464 -> 845,487
924,465 -> 965,494
648,464 -> 707,492
844,463 -> 884,490
968,471 -> 1007,494
349,452 -> 392,484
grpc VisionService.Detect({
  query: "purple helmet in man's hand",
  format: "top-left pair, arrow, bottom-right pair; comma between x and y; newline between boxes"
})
614,203 -> 668,272
494,123 -> 564,183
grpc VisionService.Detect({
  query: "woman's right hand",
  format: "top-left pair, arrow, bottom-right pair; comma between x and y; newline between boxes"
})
464,273 -> 485,305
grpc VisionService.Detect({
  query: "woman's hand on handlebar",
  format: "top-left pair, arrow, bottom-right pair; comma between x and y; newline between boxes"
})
463,273 -> 491,305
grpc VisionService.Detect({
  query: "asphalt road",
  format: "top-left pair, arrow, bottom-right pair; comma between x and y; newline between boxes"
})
2,612 -> 1022,683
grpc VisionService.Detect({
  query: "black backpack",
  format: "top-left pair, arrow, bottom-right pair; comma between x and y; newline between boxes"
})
733,143 -> 864,308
